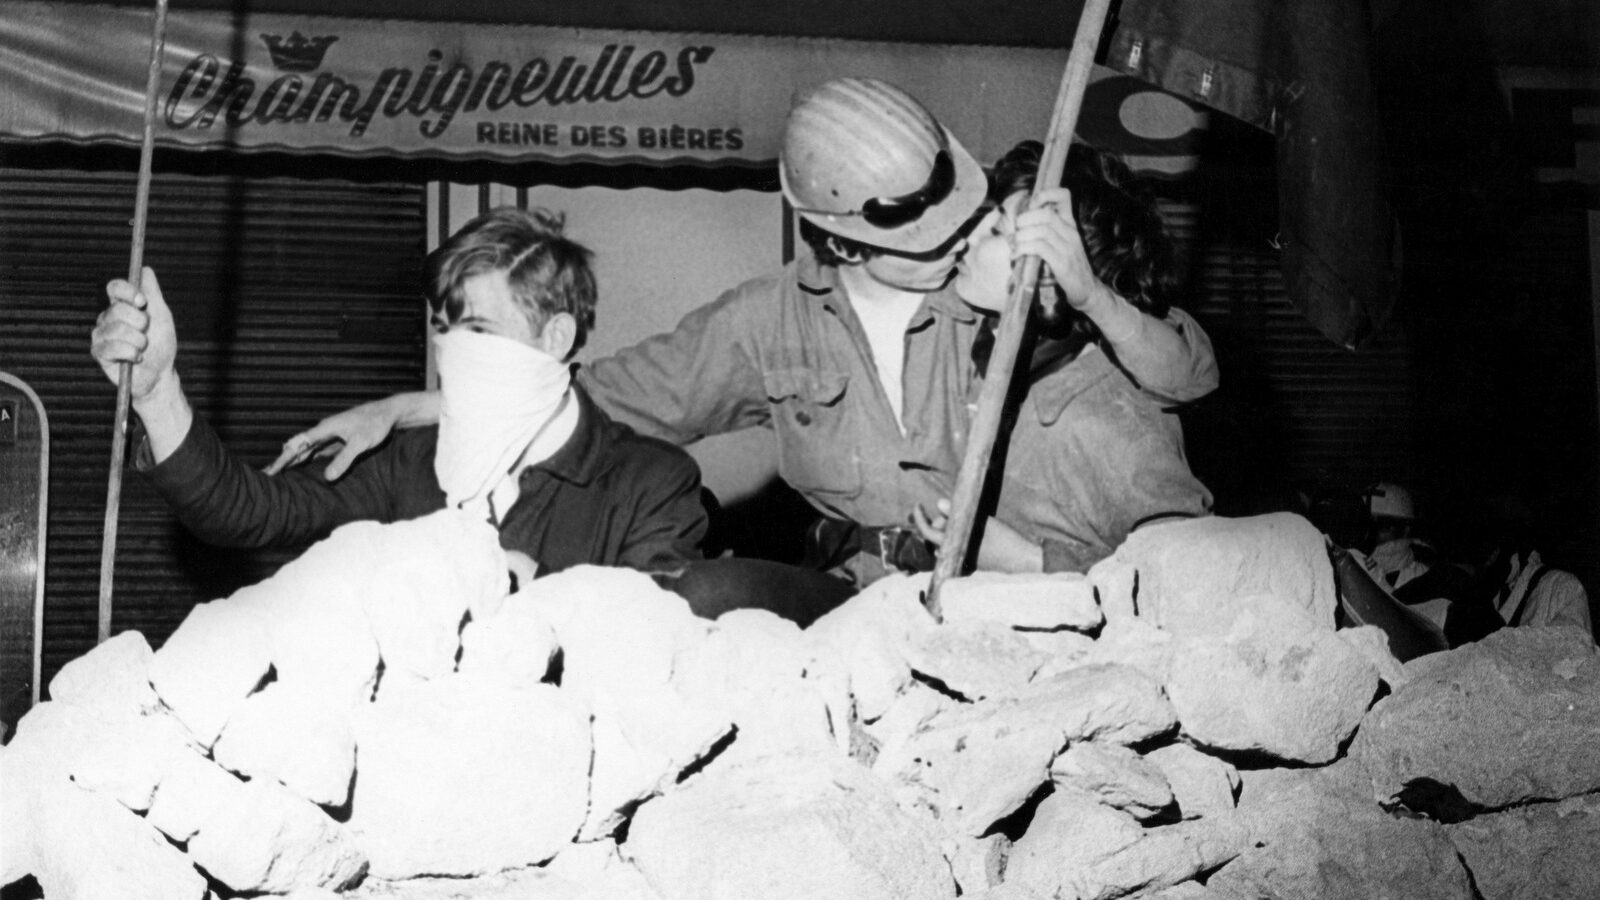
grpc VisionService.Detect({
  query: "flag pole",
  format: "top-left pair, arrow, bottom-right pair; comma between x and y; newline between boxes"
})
925,0 -> 1113,619
99,0 -> 170,644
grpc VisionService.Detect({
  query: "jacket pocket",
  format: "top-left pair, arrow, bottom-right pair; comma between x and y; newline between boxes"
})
763,368 -> 861,498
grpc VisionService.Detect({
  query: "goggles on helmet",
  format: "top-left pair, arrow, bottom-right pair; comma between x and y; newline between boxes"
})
791,150 -> 957,230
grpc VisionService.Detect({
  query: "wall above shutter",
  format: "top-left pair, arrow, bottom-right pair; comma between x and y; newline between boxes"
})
0,167 -> 426,689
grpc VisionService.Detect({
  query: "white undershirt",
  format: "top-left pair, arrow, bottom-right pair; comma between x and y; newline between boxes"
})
850,293 -> 923,432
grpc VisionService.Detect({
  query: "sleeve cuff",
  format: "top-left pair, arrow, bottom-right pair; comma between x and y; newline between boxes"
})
1041,538 -> 1087,574
134,413 -> 222,512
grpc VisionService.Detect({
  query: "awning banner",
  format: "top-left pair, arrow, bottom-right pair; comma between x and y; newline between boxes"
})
0,1 -> 1205,170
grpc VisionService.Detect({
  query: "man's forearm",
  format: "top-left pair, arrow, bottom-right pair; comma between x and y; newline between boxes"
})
390,390 -> 443,429
131,373 -> 194,465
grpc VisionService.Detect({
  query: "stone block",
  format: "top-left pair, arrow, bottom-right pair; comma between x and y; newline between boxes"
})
245,528 -> 383,705
581,686 -> 732,841
875,695 -> 1065,837
1065,816 -> 1249,900
1210,765 -> 1473,900
1038,617 -> 1172,683
1006,786 -> 1144,894
148,597 -> 274,747
348,676 -> 591,877
357,511 -> 507,680
457,589 -> 561,685
907,619 -> 1047,701
1105,513 -> 1337,638
626,754 -> 955,900
1017,628 -> 1097,666
1354,625 -> 1600,816
672,609 -> 838,765
545,839 -> 663,900
187,779 -> 367,893
1144,743 -> 1239,820
146,746 -> 248,843
520,565 -> 709,703
1166,604 -> 1379,764
1336,624 -> 1408,690
46,630 -> 159,718
805,573 -> 936,721
1012,663 -> 1178,746
1050,741 -> 1173,821
11,701 -> 191,813
211,681 -> 356,807
27,774 -> 207,900
1448,793 -> 1600,900
938,572 -> 1103,632
943,833 -> 1010,895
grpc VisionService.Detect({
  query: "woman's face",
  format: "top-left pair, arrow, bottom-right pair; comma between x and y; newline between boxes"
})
953,191 -> 1027,313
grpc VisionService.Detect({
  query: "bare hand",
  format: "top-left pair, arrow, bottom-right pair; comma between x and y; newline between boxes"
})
1013,187 -> 1110,312
92,267 -> 178,401
264,398 -> 399,481
913,499 -> 1043,573
912,499 -> 952,547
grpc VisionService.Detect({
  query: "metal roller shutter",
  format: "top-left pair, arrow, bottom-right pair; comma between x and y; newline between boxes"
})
1157,198 -> 1419,514
0,168 -> 426,689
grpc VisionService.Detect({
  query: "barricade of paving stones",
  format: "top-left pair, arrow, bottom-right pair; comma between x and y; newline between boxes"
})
5,510 -> 1597,900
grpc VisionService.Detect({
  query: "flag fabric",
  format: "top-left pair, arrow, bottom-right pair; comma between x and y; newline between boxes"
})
1110,0 -> 1401,348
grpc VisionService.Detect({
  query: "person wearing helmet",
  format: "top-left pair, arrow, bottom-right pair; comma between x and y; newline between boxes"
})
909,141 -> 1213,573
266,78 -> 1218,592
1365,481 -> 1433,590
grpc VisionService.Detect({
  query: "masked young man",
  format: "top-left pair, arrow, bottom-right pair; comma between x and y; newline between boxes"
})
269,78 -> 1218,590
90,207 -> 707,577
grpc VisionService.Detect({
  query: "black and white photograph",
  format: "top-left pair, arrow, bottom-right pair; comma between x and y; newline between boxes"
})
2,0 -> 1597,897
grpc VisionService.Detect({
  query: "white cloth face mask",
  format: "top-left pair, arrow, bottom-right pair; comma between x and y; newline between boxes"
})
433,328 -> 573,513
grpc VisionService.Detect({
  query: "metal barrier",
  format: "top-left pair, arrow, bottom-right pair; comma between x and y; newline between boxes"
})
1,371 -> 48,737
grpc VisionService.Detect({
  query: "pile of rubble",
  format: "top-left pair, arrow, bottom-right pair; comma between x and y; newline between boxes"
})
4,510 -> 1599,900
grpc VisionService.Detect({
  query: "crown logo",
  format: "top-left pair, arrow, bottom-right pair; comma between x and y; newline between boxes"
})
260,32 -> 339,72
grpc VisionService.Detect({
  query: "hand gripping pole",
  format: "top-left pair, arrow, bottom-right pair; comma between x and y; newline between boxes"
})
99,0 -> 169,644
925,0 -> 1113,619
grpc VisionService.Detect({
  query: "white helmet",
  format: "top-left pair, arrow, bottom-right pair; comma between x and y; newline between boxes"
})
779,77 -> 987,254
1368,482 -> 1416,521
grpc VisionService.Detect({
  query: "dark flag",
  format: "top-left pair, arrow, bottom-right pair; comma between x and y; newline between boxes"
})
1107,0 -> 1401,349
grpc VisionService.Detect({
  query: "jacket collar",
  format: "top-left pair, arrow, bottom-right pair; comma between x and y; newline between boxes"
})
1029,343 -> 1118,426
526,381 -> 614,486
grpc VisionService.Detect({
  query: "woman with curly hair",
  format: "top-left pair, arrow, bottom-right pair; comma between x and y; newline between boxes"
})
915,141 -> 1213,572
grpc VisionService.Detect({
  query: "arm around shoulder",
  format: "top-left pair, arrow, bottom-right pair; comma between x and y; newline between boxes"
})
578,277 -> 776,444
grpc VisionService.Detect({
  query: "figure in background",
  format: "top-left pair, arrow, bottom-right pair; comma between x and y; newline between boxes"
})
1468,487 -> 1593,637
90,207 -> 707,580
266,78 -> 1219,594
1354,480 -> 1592,644
1362,482 -> 1441,591
1479,544 -> 1592,633
911,141 -> 1213,572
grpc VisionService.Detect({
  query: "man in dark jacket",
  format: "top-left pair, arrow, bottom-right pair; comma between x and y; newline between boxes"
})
90,207 -> 707,577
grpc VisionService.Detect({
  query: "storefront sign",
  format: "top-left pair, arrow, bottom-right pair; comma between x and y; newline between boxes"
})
0,1 -> 1205,170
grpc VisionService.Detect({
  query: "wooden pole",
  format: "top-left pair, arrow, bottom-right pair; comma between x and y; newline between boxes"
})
925,0 -> 1114,619
99,0 -> 169,644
